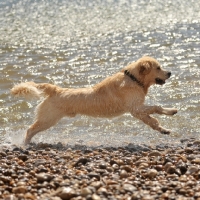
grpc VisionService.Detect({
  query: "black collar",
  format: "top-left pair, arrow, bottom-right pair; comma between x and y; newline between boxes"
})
124,70 -> 144,88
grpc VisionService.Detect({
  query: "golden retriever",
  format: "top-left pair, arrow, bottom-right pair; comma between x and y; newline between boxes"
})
11,56 -> 177,145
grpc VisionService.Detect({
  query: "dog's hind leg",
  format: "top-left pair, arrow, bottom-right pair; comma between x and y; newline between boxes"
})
24,117 -> 62,145
24,99 -> 64,145
24,121 -> 49,145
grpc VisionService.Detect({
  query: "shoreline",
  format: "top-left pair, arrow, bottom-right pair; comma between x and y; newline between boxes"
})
1,138 -> 200,199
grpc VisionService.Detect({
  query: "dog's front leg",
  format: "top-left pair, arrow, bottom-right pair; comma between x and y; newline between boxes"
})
131,113 -> 171,134
136,105 -> 177,116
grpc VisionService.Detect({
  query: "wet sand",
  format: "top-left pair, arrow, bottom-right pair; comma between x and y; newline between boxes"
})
1,138 -> 200,200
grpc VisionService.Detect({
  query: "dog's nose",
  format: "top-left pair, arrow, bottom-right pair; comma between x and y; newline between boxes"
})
167,72 -> 171,78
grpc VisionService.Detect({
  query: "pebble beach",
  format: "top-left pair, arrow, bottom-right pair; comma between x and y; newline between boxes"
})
1,0 -> 200,199
1,138 -> 200,200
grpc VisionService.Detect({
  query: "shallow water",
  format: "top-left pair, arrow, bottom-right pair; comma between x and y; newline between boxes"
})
0,0 -> 200,147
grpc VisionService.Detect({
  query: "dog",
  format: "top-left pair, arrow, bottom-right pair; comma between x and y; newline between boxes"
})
11,56 -> 177,145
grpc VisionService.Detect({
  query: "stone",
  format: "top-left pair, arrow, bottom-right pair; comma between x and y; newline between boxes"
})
18,154 -> 28,162
34,159 -> 46,166
120,170 -> 129,179
90,181 -> 102,189
88,173 -> 101,181
193,140 -> 200,145
123,184 -> 137,192
146,169 -> 158,179
16,181 -> 26,186
81,187 -> 92,197
164,162 -> 173,172
56,187 -> 77,200
74,157 -> 90,167
24,193 -> 36,200
0,151 -> 6,157
191,158 -> 200,164
187,166 -> 199,174
99,162 -> 107,169
179,165 -> 187,175
92,194 -> 101,200
12,186 -> 27,194
185,148 -> 193,153
166,166 -> 176,174
97,187 -> 108,195
121,165 -> 132,172
36,173 -> 54,182
106,180 -> 118,185
148,151 -> 162,157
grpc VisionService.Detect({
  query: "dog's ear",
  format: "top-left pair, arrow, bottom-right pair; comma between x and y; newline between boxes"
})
139,61 -> 152,75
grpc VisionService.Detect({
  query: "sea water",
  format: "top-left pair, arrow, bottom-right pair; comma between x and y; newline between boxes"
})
0,0 -> 199,147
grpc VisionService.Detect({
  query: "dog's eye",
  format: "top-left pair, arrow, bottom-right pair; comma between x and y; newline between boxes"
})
157,66 -> 161,70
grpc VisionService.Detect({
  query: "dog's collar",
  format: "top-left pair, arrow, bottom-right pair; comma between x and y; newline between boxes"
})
124,70 -> 144,88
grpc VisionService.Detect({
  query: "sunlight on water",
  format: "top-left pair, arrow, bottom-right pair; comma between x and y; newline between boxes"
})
0,0 -> 200,147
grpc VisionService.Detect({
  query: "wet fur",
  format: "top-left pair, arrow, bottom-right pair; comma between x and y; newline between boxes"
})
11,56 -> 177,145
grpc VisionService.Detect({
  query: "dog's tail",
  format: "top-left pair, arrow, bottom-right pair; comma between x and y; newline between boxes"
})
11,82 -> 59,99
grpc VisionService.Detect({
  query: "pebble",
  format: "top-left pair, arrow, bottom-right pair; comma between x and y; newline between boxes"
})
186,166 -> 199,175
148,151 -> 162,157
146,169 -> 158,179
12,186 -> 27,194
90,181 -> 102,189
36,173 -> 54,182
81,187 -> 92,197
0,151 -> 6,157
0,140 -> 200,199
193,140 -> 200,145
166,165 -> 177,174
34,159 -> 46,166
18,154 -> 28,162
121,165 -> 132,172
92,194 -> 101,200
55,187 -> 77,200
74,157 -> 89,167
88,172 -> 101,181
120,169 -> 129,178
123,184 -> 137,192
97,187 -> 108,195
99,162 -> 107,169
191,158 -> 200,164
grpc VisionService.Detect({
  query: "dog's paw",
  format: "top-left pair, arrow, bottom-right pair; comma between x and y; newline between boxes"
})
171,108 -> 178,115
164,108 -> 178,115
160,129 -> 171,135
24,137 -> 30,146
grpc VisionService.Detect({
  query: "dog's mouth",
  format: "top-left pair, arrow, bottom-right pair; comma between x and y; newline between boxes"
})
155,72 -> 171,85
155,78 -> 166,85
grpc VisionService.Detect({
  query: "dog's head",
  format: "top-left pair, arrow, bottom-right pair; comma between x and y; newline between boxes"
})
136,56 -> 171,86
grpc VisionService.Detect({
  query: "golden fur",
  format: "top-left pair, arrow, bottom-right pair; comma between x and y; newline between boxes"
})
11,56 -> 177,145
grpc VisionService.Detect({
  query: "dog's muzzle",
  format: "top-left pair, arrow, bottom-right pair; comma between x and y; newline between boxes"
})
155,72 -> 171,85
155,78 -> 165,85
